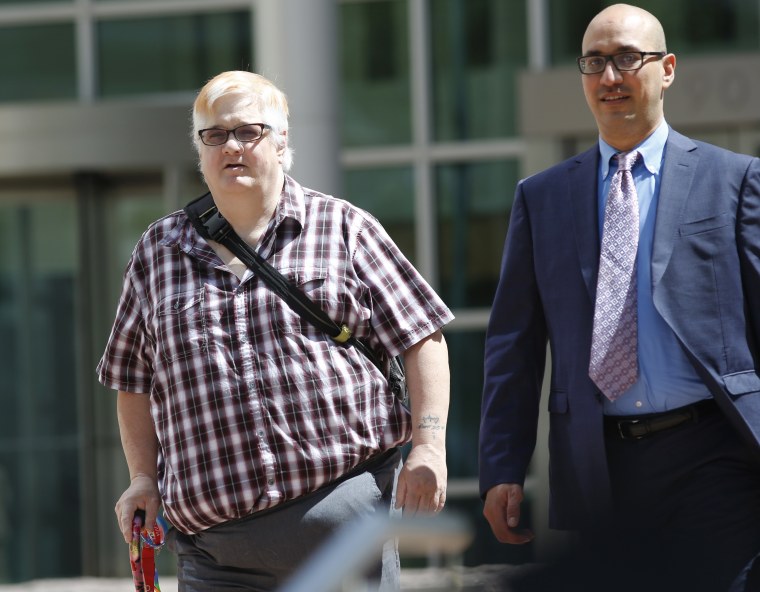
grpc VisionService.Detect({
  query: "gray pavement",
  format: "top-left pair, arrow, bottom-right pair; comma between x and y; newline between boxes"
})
0,578 -> 174,592
0,565 -> 545,592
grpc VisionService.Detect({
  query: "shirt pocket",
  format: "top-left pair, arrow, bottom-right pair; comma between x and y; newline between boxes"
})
155,289 -> 208,362
283,266 -> 330,294
274,266 -> 331,333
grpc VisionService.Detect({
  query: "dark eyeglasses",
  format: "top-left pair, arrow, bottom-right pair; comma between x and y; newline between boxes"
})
197,123 -> 271,146
577,52 -> 666,75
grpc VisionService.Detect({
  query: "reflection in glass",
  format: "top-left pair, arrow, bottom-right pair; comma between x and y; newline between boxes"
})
344,166 -> 415,262
443,330 -> 539,566
549,0 -> 760,66
0,24 -> 76,102
98,175 -> 181,283
0,200 -> 80,581
341,0 -> 411,146
430,0 -> 527,140
444,330 -> 486,478
653,0 -> 759,54
97,177 -> 181,579
436,160 -> 517,308
97,11 -> 252,97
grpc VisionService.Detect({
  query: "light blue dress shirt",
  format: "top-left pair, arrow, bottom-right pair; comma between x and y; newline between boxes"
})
597,120 -> 712,415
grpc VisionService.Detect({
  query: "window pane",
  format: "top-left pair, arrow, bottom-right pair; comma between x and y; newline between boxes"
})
445,330 -> 485,478
0,24 -> 76,102
0,198 -> 80,582
444,329 -> 537,565
0,0 -> 69,3
344,166 -> 415,262
436,160 -> 517,308
97,11 -> 252,97
547,0 -> 599,66
641,0 -> 759,54
341,0 -> 411,146
549,0 -> 760,66
95,176 -> 180,579
99,174 -> 180,294
431,0 -> 527,140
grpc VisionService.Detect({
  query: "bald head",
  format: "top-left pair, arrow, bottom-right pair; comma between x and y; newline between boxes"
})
583,4 -> 667,55
579,4 -> 675,151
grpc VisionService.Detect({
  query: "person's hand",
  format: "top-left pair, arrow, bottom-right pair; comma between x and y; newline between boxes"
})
395,443 -> 447,515
114,473 -> 161,544
483,483 -> 535,544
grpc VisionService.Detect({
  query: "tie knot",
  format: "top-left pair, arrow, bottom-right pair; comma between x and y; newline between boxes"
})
615,150 -> 639,172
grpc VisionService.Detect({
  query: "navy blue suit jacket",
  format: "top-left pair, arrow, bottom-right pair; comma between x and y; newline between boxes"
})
480,129 -> 760,530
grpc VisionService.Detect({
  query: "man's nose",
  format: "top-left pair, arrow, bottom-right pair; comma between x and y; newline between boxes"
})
222,136 -> 243,152
600,60 -> 623,85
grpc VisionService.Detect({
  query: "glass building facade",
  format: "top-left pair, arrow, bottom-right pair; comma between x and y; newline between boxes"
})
0,0 -> 759,582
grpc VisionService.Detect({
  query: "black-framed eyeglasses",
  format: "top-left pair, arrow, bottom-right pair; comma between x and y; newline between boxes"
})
197,122 -> 271,146
577,52 -> 666,75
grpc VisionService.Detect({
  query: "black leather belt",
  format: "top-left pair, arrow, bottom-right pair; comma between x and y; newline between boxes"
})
605,399 -> 718,440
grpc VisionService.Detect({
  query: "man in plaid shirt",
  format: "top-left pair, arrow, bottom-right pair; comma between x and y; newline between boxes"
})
98,70 -> 453,591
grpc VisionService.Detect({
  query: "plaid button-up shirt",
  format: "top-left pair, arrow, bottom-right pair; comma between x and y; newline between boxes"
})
97,175 -> 454,534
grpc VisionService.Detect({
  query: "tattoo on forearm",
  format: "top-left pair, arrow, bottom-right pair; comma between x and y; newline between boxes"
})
418,414 -> 446,438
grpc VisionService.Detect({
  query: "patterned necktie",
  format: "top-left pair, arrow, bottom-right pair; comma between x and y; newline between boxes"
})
589,150 -> 640,401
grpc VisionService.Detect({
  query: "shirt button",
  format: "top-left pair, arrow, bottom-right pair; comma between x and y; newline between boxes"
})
635,400 -> 643,408
257,430 -> 265,437
267,478 -> 274,486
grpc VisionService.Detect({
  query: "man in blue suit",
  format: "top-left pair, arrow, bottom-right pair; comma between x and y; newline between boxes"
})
480,4 -> 760,591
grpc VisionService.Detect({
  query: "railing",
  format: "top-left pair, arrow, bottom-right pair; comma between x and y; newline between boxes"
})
279,511 -> 473,592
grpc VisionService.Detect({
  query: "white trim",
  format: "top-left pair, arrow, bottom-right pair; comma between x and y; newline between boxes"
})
89,0 -> 251,19
341,146 -> 419,168
75,0 -> 95,101
0,4 -> 76,25
430,139 -> 525,162
409,0 -> 436,284
445,309 -> 492,331
527,0 -> 549,71
341,139 -> 524,168
0,0 -> 251,24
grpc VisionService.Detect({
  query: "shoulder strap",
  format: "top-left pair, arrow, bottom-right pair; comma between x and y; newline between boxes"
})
184,193 -> 384,371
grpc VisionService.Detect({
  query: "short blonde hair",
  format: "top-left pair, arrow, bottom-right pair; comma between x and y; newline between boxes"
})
192,71 -> 293,172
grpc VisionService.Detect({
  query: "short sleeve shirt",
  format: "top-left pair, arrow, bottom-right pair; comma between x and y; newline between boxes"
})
97,175 -> 454,534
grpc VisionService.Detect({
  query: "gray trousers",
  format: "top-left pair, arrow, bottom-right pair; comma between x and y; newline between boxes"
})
166,449 -> 402,591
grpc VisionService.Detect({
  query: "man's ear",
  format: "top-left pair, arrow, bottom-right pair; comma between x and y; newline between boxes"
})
662,53 -> 676,89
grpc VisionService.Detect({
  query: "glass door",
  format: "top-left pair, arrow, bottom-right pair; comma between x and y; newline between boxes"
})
0,189 -> 80,581
0,171 -> 191,582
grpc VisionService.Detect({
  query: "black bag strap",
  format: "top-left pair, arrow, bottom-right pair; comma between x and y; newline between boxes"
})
184,192 -> 385,372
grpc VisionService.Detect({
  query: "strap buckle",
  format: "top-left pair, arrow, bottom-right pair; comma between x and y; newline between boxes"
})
333,324 -> 352,343
184,192 -> 231,243
200,208 -> 231,243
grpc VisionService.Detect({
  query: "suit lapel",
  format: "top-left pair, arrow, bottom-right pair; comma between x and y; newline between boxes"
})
651,130 -> 699,288
568,146 -> 601,299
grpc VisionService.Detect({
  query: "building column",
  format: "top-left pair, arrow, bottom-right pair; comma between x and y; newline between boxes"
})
254,0 -> 341,197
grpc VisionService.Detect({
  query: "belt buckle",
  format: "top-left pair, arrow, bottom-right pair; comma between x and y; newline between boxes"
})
617,418 -> 644,440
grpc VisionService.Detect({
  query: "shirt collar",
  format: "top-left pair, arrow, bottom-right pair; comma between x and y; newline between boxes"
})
599,119 -> 669,179
163,174 -> 306,254
277,174 -> 307,231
